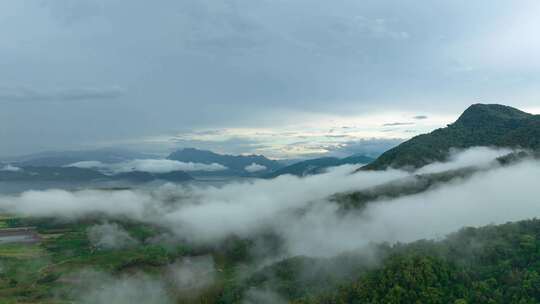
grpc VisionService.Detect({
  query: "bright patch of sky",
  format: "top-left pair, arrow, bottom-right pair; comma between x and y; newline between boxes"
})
92,111 -> 454,159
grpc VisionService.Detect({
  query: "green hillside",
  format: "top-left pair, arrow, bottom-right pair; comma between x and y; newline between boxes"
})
365,104 -> 540,170
292,219 -> 540,304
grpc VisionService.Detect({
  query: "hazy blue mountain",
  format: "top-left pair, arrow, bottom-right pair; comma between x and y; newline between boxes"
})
5,148 -> 155,167
0,166 -> 192,183
0,166 -> 107,182
266,154 -> 374,178
167,148 -> 283,176
340,154 -> 376,165
365,104 -> 540,170
111,170 -> 193,182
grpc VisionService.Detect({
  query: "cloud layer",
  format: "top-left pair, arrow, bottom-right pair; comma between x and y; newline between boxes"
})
1,147 -> 537,259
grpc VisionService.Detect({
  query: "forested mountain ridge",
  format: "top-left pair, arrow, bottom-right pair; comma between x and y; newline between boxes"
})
217,219 -> 540,304
364,104 -> 540,170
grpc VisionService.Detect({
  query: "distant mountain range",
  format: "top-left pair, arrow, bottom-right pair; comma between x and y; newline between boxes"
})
0,147 -> 379,182
167,148 -> 282,176
365,104 -> 540,170
266,154 -> 374,178
0,148 -> 195,183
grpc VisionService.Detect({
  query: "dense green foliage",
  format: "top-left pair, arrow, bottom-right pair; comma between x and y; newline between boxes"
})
2,209 -> 540,303
303,220 -> 540,303
0,217 -> 209,303
0,216 -> 281,303
365,104 -> 540,170
241,219 -> 540,304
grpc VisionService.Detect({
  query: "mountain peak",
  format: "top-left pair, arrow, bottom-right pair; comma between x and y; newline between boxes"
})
364,104 -> 538,170
454,103 -> 532,128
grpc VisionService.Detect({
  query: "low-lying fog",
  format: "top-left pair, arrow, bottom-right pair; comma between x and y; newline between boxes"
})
1,147 -> 537,256
1,147 -> 539,303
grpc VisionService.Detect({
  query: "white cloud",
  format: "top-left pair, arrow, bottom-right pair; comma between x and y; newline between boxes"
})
415,146 -> 515,174
87,222 -> 139,250
0,189 -> 150,219
67,161 -> 106,169
166,256 -> 216,293
0,164 -> 21,172
70,270 -> 172,304
66,159 -> 228,174
244,163 -> 267,173
66,256 -> 216,303
115,159 -> 227,173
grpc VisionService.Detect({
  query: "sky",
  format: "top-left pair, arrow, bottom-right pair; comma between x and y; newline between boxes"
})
1,0 -> 539,158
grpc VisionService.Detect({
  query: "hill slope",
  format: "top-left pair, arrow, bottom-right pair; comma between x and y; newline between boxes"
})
365,104 -> 540,170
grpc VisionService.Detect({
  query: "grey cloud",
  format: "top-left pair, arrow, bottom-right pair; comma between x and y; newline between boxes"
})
325,135 -> 350,138
413,115 -> 429,120
382,122 -> 415,127
1,0 -> 539,157
326,138 -> 403,157
191,130 -> 226,136
40,0 -> 105,25
0,86 -> 124,102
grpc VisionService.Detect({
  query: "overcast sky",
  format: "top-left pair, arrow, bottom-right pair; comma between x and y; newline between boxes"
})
1,0 -> 539,158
